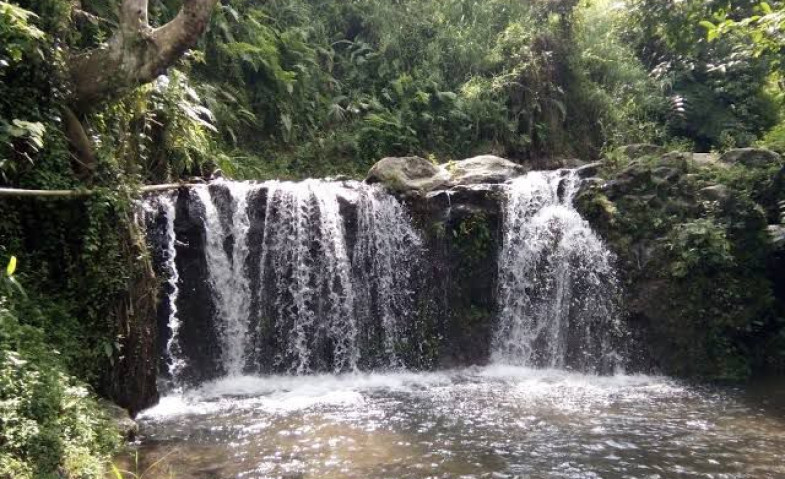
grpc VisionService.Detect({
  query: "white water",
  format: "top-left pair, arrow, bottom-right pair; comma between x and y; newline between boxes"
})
132,367 -> 785,479
352,184 -> 422,368
139,366 -> 676,421
259,180 -> 358,374
194,181 -> 257,376
160,194 -> 185,383
138,193 -> 187,385
494,170 -> 622,371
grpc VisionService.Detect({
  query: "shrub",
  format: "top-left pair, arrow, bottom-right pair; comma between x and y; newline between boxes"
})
0,261 -> 120,479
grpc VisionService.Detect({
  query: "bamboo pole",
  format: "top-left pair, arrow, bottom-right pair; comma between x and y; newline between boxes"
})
0,184 -> 188,198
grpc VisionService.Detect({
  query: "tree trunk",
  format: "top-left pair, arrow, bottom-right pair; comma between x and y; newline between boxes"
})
68,0 -> 218,114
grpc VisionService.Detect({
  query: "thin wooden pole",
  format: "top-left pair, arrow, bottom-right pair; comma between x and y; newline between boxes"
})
0,184 -> 187,198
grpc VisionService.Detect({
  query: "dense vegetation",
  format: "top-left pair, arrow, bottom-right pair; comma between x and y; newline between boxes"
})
577,148 -> 784,380
1,0 -> 785,477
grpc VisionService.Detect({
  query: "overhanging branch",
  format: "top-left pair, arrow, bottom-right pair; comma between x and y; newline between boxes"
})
68,0 -> 218,113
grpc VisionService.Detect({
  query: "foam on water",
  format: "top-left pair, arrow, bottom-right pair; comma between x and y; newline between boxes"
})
138,366 -> 682,421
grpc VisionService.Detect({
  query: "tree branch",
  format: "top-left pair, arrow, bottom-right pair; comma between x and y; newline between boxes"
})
68,0 -> 218,114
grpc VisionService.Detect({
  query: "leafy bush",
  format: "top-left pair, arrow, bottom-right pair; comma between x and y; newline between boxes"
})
625,0 -> 781,150
0,260 -> 119,479
581,151 -> 780,380
187,0 -> 671,177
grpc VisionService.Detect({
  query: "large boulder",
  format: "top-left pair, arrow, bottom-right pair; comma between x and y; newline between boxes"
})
693,152 -> 721,167
447,155 -> 527,185
366,156 -> 451,194
699,184 -> 731,202
367,155 -> 528,194
719,148 -> 782,168
99,400 -> 138,439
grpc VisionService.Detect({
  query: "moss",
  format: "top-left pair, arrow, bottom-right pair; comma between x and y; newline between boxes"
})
451,212 -> 493,268
583,152 -> 781,380
441,211 -> 498,364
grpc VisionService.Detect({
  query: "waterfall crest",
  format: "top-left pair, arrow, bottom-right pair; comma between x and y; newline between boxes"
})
493,170 -> 623,372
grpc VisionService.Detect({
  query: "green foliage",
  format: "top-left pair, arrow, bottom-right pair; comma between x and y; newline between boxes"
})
0,2 -> 45,61
91,68 -> 232,183
758,117 -> 785,153
625,0 -> 781,150
186,0 -> 668,177
703,2 -> 785,66
0,1 -> 68,186
666,219 -> 735,278
572,0 -> 669,147
582,151 -> 779,380
452,212 -> 493,266
0,260 -> 120,479
0,190 -> 136,384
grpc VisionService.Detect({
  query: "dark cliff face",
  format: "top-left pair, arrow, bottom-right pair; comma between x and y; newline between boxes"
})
172,187 -> 224,384
404,186 -> 505,368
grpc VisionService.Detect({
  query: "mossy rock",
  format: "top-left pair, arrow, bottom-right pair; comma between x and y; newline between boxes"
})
719,148 -> 782,168
366,156 -> 451,194
617,144 -> 666,159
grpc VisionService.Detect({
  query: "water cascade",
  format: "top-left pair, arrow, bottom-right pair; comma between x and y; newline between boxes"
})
256,180 -> 358,374
352,184 -> 422,369
194,181 -> 257,376
493,169 -> 623,372
138,193 -> 187,385
143,170 -> 623,380
145,180 -> 423,381
161,194 -> 185,382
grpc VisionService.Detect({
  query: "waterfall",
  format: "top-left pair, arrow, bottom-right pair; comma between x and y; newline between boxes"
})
144,179 -> 424,379
194,181 -> 257,376
142,171 -> 625,382
353,184 -> 422,369
160,194 -> 185,383
493,170 -> 622,372
138,193 -> 187,385
258,180 -> 358,374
